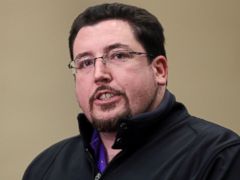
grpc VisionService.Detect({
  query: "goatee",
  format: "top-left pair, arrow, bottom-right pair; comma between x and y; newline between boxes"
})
89,85 -> 132,132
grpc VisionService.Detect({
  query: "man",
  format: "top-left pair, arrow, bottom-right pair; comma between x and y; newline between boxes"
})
23,3 -> 240,180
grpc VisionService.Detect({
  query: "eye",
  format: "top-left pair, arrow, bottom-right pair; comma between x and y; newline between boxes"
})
109,51 -> 132,61
76,59 -> 94,69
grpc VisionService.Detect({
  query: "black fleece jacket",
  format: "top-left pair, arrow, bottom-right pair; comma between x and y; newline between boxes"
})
23,91 -> 240,180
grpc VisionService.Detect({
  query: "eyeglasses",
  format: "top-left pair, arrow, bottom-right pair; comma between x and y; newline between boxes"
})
68,50 -> 153,74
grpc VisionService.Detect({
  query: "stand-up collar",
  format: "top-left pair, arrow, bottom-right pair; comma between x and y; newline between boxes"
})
77,90 -> 188,150
112,90 -> 176,149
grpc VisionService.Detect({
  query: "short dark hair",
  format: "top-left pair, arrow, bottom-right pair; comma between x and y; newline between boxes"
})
69,3 -> 166,62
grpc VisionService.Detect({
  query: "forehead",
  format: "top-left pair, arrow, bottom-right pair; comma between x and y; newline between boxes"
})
73,19 -> 144,57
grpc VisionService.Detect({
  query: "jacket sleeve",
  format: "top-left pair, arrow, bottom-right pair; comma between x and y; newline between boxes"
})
22,138 -> 72,180
202,142 -> 240,180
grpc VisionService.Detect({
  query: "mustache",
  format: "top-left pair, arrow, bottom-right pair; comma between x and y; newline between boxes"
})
89,85 -> 125,103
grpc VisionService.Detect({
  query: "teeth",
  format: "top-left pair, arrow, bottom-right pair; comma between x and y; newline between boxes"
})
99,93 -> 114,100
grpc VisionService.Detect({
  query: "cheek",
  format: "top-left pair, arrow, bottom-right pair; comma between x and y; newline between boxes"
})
75,79 -> 91,112
117,69 -> 157,110
126,80 -> 154,101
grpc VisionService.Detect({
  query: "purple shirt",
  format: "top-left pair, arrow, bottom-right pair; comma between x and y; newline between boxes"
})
90,129 -> 108,173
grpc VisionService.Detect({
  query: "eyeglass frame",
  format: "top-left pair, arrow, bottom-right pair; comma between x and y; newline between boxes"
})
67,50 -> 154,74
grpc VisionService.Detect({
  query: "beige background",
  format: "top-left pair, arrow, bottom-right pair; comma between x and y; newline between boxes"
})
1,0 -> 239,179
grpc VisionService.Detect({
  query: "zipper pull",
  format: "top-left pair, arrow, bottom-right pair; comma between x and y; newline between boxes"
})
94,172 -> 102,180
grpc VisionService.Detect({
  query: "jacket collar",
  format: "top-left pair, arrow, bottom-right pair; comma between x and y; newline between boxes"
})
77,90 -> 188,150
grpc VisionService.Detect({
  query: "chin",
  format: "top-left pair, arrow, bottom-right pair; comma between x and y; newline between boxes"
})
93,111 -> 122,121
92,107 -> 131,121
90,113 -> 119,132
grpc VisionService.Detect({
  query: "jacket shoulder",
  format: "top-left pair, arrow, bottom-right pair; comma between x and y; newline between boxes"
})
22,135 -> 83,180
187,116 -> 239,141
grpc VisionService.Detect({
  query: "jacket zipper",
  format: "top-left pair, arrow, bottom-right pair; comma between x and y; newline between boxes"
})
85,148 -> 100,180
97,149 -> 128,179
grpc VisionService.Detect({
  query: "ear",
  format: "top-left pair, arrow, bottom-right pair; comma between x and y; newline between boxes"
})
151,55 -> 168,85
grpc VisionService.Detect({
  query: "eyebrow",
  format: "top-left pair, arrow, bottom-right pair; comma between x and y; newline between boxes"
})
74,43 -> 132,61
103,43 -> 132,53
74,52 -> 92,61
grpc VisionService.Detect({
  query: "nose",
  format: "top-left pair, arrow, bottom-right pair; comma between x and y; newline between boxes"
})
94,58 -> 112,84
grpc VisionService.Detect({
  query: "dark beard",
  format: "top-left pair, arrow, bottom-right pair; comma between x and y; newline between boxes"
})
91,106 -> 131,132
89,85 -> 132,132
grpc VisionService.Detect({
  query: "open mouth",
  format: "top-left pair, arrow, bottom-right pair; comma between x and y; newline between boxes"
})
95,90 -> 119,101
90,86 -> 124,107
98,92 -> 115,100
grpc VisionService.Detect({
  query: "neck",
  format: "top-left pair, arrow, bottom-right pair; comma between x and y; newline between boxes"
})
99,132 -> 121,162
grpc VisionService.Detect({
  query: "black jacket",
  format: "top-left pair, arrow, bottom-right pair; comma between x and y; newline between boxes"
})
23,91 -> 240,180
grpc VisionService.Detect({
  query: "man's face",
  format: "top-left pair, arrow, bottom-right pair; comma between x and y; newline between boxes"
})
73,20 -> 167,132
